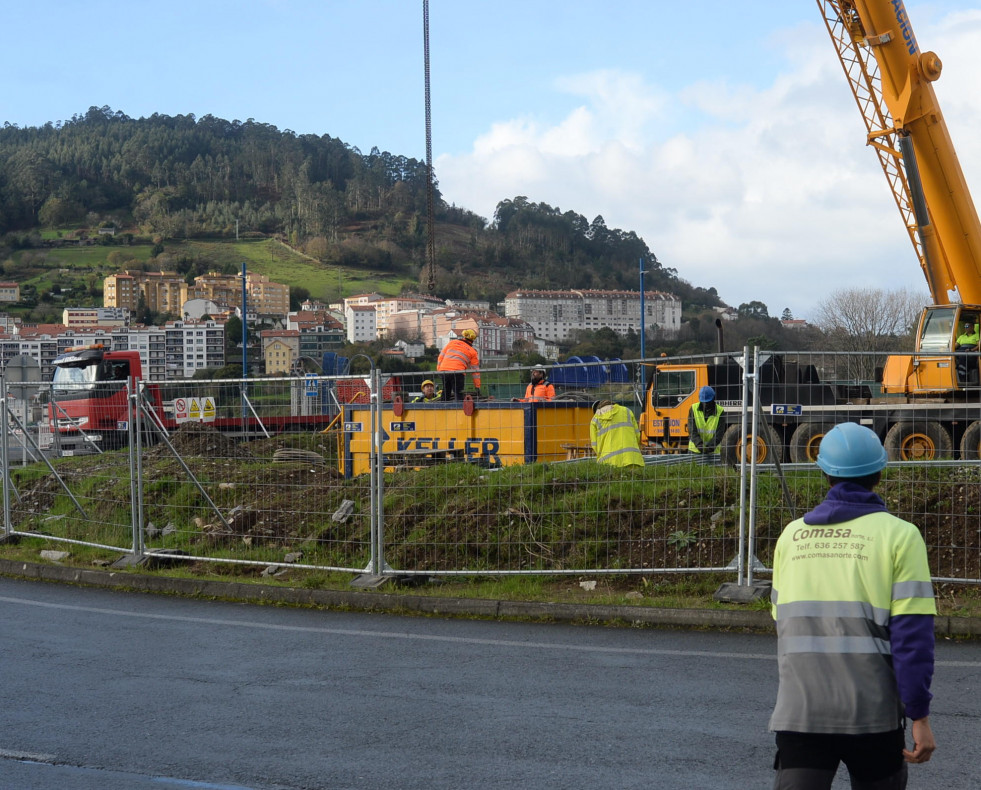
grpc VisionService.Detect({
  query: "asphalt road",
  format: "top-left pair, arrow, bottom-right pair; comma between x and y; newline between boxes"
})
0,577 -> 978,790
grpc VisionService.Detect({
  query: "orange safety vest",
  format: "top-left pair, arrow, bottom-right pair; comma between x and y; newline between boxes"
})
437,339 -> 481,388
522,381 -> 555,402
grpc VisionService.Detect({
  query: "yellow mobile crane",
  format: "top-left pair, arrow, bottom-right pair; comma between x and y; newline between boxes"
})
343,0 -> 981,474
820,0 -> 981,391
642,0 -> 981,463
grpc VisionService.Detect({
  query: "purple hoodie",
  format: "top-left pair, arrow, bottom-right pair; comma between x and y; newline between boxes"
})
801,481 -> 935,720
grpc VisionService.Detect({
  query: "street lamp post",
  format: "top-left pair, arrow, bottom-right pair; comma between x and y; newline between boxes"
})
241,262 -> 248,420
639,257 -> 648,361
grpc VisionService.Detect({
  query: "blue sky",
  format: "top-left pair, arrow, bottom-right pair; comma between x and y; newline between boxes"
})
3,1 -> 980,321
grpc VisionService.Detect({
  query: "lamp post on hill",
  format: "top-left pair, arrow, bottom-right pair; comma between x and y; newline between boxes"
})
639,257 -> 648,361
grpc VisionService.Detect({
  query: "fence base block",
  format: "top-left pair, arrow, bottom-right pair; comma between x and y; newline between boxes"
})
349,573 -> 394,589
111,549 -> 190,570
713,581 -> 771,603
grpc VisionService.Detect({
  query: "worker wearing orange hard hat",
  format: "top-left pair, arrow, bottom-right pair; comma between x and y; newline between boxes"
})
437,328 -> 480,401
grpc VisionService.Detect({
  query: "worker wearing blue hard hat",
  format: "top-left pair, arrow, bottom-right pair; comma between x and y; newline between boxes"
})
688,386 -> 724,461
769,422 -> 937,787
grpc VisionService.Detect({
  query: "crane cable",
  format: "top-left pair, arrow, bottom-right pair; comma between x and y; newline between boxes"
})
423,0 -> 437,293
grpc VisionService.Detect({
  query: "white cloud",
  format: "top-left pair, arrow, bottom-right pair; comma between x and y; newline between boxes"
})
437,11 -> 981,321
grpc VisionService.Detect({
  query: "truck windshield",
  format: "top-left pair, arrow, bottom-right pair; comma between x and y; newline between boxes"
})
654,369 -> 695,408
52,364 -> 98,392
919,307 -> 958,352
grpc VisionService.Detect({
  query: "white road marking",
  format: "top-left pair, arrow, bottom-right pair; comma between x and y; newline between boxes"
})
1,594 -> 977,666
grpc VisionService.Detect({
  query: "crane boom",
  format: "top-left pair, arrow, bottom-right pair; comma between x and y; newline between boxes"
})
819,0 -> 981,306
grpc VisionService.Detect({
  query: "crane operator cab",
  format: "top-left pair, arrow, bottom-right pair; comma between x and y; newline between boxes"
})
883,305 -> 981,395
918,306 -> 981,385
954,310 -> 981,384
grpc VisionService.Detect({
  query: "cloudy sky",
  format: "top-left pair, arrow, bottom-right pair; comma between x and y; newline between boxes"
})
3,1 -> 980,320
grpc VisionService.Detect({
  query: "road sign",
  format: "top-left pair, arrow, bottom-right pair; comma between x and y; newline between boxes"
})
305,374 -> 318,397
3,354 -> 42,400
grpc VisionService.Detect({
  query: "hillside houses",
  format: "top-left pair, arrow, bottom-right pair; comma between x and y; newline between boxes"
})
1,265 -> 682,379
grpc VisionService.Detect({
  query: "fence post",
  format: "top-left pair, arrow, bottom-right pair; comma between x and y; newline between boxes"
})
715,346 -> 771,602
373,366 -> 387,575
735,346 -> 750,585
1,378 -> 10,540
129,379 -> 146,558
747,346 -> 761,586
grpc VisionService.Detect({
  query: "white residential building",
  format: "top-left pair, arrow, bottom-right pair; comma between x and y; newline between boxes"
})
345,305 -> 377,343
0,321 -> 225,382
163,320 -> 226,378
504,289 -> 682,342
63,306 -> 130,328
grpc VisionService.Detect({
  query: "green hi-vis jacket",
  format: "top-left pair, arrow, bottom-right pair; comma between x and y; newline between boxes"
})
688,402 -> 724,454
769,510 -> 936,734
589,404 -> 644,468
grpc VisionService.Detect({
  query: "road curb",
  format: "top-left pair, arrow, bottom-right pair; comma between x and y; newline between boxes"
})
1,558 -> 978,636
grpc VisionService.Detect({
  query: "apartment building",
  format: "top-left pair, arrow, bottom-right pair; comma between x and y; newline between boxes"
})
261,319 -> 345,374
261,330 -> 301,375
105,270 -> 289,318
104,270 -> 184,314
0,282 -> 21,302
103,272 -> 140,310
345,305 -> 377,343
504,289 -> 681,341
0,324 -> 164,381
63,307 -> 130,328
164,321 -> 225,378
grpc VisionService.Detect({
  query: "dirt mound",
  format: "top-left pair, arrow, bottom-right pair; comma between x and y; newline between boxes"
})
148,422 -> 253,459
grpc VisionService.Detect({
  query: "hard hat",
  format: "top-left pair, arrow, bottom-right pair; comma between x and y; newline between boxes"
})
698,386 -> 716,403
592,399 -> 613,413
816,423 -> 887,477
462,329 -> 478,341
532,364 -> 546,372
421,379 -> 434,387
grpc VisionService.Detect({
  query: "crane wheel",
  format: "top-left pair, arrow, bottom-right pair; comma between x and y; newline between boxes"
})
959,421 -> 981,460
884,421 -> 952,461
789,422 -> 834,463
720,423 -> 781,465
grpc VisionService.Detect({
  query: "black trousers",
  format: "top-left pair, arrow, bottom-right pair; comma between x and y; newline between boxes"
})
441,372 -> 465,401
773,730 -> 907,789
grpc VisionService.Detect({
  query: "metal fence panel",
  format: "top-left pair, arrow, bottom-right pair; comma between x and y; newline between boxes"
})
375,360 -> 740,576
4,379 -> 136,553
1,351 -> 978,587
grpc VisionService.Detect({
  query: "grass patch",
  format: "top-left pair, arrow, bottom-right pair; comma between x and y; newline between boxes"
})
3,432 -> 981,618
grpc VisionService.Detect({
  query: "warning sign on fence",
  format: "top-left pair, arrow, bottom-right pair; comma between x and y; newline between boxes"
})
174,396 -> 217,424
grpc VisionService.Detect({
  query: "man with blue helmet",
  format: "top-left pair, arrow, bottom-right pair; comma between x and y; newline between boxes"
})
687,385 -> 724,461
769,422 -> 937,789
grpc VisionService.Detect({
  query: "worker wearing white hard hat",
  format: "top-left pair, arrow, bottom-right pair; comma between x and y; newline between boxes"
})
513,364 -> 555,402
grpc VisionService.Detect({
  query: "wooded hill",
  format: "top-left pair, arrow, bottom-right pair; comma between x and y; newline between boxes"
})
0,106 -> 721,310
